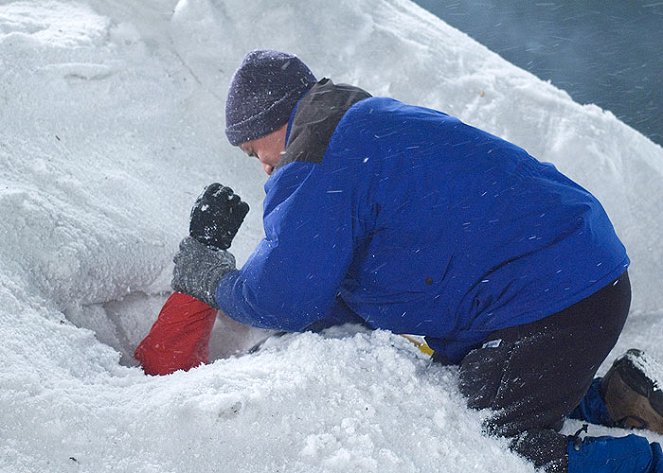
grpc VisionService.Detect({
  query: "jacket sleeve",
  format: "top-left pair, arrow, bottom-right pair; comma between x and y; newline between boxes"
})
134,292 -> 217,375
215,159 -> 357,331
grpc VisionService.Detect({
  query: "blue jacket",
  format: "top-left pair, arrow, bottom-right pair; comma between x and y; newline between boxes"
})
217,80 -> 629,363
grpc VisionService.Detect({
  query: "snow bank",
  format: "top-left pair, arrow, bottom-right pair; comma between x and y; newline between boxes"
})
1,0 -> 662,472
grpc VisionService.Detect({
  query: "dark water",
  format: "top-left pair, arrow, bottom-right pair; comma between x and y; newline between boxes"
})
413,1 -> 663,146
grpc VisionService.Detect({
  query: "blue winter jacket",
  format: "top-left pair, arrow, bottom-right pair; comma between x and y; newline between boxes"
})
217,79 -> 629,363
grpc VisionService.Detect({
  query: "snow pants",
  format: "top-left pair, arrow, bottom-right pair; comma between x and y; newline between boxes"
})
456,270 -> 632,472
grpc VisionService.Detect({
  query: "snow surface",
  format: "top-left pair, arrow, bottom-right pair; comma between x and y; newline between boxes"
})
1,1 -> 662,472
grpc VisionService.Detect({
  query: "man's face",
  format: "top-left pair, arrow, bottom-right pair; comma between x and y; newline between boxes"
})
239,124 -> 287,176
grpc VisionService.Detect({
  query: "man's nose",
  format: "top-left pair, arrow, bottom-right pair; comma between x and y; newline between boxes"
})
263,163 -> 274,175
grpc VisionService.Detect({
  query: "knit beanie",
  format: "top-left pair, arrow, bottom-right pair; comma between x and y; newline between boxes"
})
225,50 -> 317,146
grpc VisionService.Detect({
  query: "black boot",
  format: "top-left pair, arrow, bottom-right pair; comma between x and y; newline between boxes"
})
601,349 -> 663,433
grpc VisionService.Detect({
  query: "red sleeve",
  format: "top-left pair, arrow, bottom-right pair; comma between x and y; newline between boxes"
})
134,292 -> 217,375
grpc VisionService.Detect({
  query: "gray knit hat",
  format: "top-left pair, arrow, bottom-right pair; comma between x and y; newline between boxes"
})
225,50 -> 317,146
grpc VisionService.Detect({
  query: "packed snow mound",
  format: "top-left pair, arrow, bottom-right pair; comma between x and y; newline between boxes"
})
1,0 -> 662,472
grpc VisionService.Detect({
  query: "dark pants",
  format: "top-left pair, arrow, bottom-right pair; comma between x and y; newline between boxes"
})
457,271 -> 631,472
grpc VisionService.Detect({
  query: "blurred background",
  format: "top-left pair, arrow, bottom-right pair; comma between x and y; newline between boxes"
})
413,1 -> 663,146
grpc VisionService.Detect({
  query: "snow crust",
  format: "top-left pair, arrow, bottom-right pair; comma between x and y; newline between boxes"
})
1,0 -> 662,471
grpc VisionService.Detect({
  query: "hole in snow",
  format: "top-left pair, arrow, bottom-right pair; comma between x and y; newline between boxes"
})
64,292 -> 272,368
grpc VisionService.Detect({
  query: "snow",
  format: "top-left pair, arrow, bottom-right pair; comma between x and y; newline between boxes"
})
1,0 -> 662,472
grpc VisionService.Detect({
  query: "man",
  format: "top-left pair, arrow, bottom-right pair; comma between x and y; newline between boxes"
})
171,50 -> 663,472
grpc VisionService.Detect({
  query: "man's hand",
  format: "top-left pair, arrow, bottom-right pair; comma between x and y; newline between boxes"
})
189,183 -> 250,250
172,237 -> 236,308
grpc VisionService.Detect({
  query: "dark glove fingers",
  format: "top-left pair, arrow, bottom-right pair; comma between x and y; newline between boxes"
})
204,182 -> 223,198
192,183 -> 221,212
189,183 -> 250,250
200,184 -> 241,213
192,183 -> 226,216
204,183 -> 233,203
232,200 -> 250,220
190,185 -> 224,247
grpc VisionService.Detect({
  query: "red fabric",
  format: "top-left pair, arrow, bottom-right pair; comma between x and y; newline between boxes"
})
134,292 -> 217,376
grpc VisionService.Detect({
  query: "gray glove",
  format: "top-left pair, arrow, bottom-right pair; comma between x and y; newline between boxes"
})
172,236 -> 236,308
